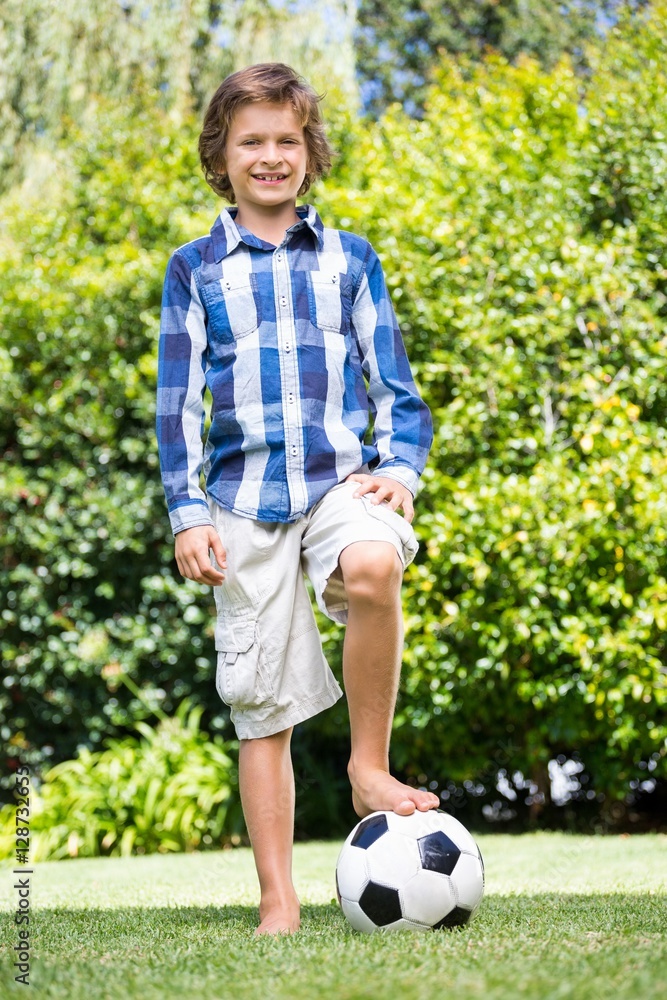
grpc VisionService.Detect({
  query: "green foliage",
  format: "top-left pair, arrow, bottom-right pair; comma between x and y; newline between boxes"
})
317,21 -> 667,810
1,4 -> 666,840
355,0 -> 637,116
0,102 -> 223,775
0,0 -> 358,193
0,700 -> 241,860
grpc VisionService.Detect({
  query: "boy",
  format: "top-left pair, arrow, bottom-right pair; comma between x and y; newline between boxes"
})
157,63 -> 438,936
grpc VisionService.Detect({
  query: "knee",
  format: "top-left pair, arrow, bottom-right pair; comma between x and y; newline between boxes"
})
340,542 -> 402,605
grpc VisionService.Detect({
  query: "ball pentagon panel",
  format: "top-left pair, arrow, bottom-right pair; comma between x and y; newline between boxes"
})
350,812 -> 389,849
358,881 -> 403,926
417,830 -> 461,876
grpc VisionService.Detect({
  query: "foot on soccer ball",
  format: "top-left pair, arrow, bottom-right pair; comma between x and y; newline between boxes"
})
349,767 -> 440,819
255,898 -> 301,937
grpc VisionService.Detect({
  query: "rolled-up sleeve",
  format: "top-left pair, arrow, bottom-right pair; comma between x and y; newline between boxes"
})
350,244 -> 433,495
156,250 -> 213,535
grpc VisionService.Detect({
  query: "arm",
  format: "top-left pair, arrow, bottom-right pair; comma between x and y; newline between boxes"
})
156,249 -> 212,533
156,251 -> 225,583
348,243 -> 433,508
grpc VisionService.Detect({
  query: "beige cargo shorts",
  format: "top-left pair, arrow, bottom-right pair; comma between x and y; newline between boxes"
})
209,480 -> 419,740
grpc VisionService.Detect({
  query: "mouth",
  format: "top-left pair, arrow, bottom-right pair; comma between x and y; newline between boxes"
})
252,174 -> 287,184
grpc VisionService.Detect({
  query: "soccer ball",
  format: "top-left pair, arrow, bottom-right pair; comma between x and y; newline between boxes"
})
336,809 -> 484,933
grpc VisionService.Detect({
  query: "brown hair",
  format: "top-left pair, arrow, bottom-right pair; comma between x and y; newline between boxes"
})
198,63 -> 333,202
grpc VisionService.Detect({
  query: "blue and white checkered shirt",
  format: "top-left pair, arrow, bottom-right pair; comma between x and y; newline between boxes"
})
156,205 -> 433,534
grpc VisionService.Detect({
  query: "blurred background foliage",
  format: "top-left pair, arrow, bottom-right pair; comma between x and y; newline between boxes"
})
1,0 -> 665,856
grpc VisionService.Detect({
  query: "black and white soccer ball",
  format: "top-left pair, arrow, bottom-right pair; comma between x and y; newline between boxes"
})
336,809 -> 484,932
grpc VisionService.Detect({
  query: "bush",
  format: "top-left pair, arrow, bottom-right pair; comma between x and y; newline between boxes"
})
0,103 -> 224,779
316,27 -> 667,817
0,700 -> 242,860
2,9 -> 666,834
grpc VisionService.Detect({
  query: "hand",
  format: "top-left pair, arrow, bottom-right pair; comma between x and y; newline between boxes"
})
174,525 -> 227,585
346,473 -> 415,523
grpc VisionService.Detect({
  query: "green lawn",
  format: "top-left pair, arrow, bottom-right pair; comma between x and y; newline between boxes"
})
1,833 -> 665,1000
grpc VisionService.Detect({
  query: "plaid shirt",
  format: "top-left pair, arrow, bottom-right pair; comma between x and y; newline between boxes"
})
156,205 -> 432,534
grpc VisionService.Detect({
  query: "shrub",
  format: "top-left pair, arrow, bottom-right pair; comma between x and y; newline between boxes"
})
0,700 -> 242,860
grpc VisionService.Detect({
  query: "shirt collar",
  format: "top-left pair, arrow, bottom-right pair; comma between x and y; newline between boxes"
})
210,204 -> 324,262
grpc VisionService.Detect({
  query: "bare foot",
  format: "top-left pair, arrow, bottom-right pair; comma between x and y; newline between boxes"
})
349,766 -> 440,818
255,896 -> 301,937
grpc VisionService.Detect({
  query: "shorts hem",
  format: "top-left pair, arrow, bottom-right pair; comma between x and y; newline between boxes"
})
314,533 -> 410,625
231,683 -> 344,740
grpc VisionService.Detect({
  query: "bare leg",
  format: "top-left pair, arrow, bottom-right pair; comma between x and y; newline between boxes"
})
238,727 -> 301,935
339,541 -> 440,817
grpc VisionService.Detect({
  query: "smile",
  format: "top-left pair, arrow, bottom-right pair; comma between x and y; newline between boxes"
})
252,174 -> 287,182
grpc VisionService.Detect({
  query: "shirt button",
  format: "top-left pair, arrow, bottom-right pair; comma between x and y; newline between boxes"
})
291,446 -> 298,456
277,253 -> 282,261
288,392 -> 294,403
284,342 -> 291,352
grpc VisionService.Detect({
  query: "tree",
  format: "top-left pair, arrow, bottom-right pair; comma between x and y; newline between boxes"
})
0,0 -> 357,193
355,0 -> 649,115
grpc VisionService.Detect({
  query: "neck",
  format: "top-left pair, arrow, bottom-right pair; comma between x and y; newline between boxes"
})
234,203 -> 300,246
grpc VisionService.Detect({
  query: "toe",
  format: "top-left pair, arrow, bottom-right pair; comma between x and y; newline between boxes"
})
395,798 -> 416,815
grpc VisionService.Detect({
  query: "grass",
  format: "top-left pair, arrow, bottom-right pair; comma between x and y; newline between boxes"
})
1,833 -> 665,1000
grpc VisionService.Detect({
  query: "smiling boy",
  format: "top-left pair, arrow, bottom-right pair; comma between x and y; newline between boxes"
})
157,63 -> 438,935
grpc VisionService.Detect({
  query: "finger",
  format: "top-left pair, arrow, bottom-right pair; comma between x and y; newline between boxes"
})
193,555 -> 224,585
210,533 -> 227,570
192,545 -> 224,584
180,559 -> 198,582
178,553 -> 202,582
352,480 -> 377,498
347,475 -> 372,497
345,473 -> 368,484
178,545 -> 219,584
402,495 -> 415,523
201,566 -> 225,585
369,486 -> 391,504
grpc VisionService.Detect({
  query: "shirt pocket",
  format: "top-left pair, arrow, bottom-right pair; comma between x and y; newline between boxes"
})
200,274 -> 262,344
214,615 -> 276,711
305,271 -> 352,335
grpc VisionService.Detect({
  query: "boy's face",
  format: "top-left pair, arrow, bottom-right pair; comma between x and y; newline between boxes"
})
223,101 -> 309,219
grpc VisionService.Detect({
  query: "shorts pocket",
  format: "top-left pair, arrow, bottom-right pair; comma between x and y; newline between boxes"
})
214,615 -> 275,711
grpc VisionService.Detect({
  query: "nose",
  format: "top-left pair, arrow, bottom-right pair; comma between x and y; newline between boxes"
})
260,142 -> 283,166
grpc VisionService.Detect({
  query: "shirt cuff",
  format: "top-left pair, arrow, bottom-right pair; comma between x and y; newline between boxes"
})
169,499 -> 214,536
373,464 -> 420,497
